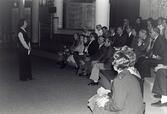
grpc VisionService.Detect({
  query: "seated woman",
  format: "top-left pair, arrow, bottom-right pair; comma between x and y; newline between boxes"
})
70,33 -> 80,51
88,46 -> 144,114
68,34 -> 86,67
76,33 -> 99,76
88,38 -> 115,86
59,33 -> 80,68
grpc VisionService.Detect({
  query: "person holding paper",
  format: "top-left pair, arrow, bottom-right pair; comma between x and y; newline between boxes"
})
17,18 -> 32,81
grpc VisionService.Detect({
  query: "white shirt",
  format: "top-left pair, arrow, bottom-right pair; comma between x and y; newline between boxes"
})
128,32 -> 132,37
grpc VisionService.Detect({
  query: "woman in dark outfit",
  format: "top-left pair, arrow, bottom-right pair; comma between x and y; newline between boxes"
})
17,18 -> 32,81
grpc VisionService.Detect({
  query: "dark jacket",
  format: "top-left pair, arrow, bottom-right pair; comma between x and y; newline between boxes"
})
133,37 -> 150,60
100,46 -> 115,64
91,44 -> 107,61
105,70 -> 144,114
126,33 -> 134,47
152,35 -> 167,65
113,34 -> 127,48
87,40 -> 99,57
109,35 -> 117,46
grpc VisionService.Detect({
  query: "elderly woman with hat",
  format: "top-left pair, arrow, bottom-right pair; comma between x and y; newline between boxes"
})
90,46 -> 144,114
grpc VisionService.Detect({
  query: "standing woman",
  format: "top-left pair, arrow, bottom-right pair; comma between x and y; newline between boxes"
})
17,18 -> 32,81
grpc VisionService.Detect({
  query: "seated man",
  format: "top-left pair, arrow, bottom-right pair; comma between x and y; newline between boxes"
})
79,35 -> 106,76
88,38 -> 115,86
150,28 -> 167,107
74,33 -> 99,73
113,26 -> 127,48
133,29 -> 152,78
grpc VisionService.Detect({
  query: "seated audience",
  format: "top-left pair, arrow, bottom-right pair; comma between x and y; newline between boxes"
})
85,33 -> 99,58
73,34 -> 85,55
102,26 -> 111,39
74,33 -> 99,75
134,29 -> 150,60
71,34 -> 86,69
134,29 -> 152,78
59,33 -> 80,68
79,36 -> 106,76
88,38 -> 115,86
89,46 -> 144,114
149,28 -> 167,106
91,35 -> 106,61
70,33 -> 80,51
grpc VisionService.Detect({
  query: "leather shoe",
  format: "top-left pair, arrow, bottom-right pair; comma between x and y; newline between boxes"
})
88,82 -> 98,86
151,101 -> 167,107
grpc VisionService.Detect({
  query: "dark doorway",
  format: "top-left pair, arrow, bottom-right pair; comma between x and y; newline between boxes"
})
110,0 -> 140,27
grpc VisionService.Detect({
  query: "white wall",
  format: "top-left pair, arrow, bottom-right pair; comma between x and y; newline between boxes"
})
95,0 -> 110,28
53,0 -> 63,29
140,0 -> 167,19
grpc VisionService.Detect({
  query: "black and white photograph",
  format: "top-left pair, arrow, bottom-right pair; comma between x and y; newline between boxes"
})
0,0 -> 167,114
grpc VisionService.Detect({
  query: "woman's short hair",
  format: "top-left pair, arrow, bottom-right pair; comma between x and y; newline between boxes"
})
18,18 -> 26,28
112,46 -> 136,70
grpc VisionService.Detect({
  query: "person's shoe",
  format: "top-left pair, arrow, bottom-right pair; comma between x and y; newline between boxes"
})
153,94 -> 162,98
151,101 -> 167,107
88,82 -> 99,86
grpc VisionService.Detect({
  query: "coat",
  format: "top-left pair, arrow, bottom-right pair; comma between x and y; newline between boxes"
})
87,40 -> 99,57
93,70 -> 144,114
91,44 -> 107,61
152,35 -> 167,65
113,34 -> 127,48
